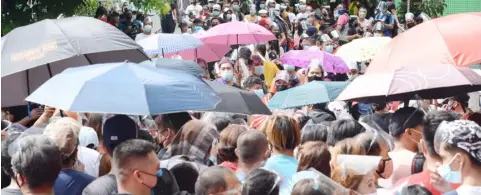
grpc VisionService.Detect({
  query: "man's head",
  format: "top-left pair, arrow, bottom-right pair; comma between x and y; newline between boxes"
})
2,131 -> 24,180
389,107 -> 425,153
273,71 -> 291,92
259,9 -> 268,19
235,130 -> 269,166
218,57 -> 234,82
179,22 -> 189,33
43,117 -> 81,168
378,1 -> 388,13
195,166 -> 240,195
326,119 -> 365,146
447,94 -> 470,114
102,115 -> 138,156
422,111 -> 459,160
358,7 -> 367,19
113,139 -> 160,195
11,135 -> 62,192
155,112 -> 192,148
243,76 -> 264,91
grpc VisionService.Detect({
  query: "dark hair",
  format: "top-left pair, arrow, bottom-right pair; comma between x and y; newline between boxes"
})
193,18 -> 202,25
170,162 -> 199,193
237,130 -> 268,164
255,44 -> 267,57
389,107 -> 425,138
161,112 -> 192,133
217,125 -> 248,163
422,111 -> 459,159
95,6 -> 108,18
11,135 -> 62,189
291,179 -> 334,195
372,102 -> 387,111
327,119 -> 365,146
301,123 -> 330,144
88,113 -> 103,139
400,184 -> 432,195
296,141 -> 331,177
243,76 -> 264,90
211,116 -> 233,132
239,47 -> 252,60
112,139 -> 157,181
241,168 -> 280,195
195,166 -> 234,195
230,118 -> 248,126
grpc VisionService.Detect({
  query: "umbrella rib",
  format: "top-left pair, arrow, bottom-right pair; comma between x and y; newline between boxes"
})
50,20 -> 81,56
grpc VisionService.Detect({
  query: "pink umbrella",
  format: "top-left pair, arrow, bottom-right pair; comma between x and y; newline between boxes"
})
199,21 -> 276,45
280,50 -> 350,73
165,32 -> 231,63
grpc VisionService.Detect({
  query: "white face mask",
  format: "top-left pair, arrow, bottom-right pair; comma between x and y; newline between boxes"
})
254,66 -> 264,75
144,25 -> 153,33
221,70 -> 234,81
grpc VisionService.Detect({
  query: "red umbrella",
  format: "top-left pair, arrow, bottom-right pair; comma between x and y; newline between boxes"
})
367,12 -> 481,74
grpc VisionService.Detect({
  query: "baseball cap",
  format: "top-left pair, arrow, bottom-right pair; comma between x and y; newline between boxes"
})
79,126 -> 99,149
102,115 -> 138,154
305,26 -> 318,37
274,70 -> 290,83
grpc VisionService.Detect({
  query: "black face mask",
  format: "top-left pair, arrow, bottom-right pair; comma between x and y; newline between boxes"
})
308,75 -> 323,82
276,85 -> 288,91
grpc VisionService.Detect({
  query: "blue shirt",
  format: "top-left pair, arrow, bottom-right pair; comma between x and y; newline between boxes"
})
375,12 -> 394,37
54,169 -> 95,195
263,154 -> 298,194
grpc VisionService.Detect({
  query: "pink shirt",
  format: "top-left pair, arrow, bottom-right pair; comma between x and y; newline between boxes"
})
337,14 -> 349,25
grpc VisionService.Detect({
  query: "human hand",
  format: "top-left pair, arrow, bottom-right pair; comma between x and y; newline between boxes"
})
29,108 -> 44,120
43,106 -> 56,118
430,164 -> 453,193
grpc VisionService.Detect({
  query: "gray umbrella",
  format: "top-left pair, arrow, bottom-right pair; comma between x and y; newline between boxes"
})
1,16 -> 149,107
141,58 -> 206,76
204,80 -> 272,115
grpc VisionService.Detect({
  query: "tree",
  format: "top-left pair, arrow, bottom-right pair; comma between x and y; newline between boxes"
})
1,0 -> 84,35
397,0 -> 447,22
73,0 -> 112,17
130,0 -> 171,15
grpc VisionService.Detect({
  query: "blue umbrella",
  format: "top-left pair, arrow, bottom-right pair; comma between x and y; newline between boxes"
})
140,58 -> 206,76
268,81 -> 349,110
25,62 -> 221,115
136,33 -> 203,56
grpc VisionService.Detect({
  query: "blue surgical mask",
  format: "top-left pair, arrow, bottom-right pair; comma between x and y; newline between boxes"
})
221,70 -> 234,81
253,89 -> 265,99
437,155 -> 462,184
254,66 -> 264,75
325,45 -> 334,53
260,4 -> 265,9
283,65 -> 295,71
209,155 -> 218,165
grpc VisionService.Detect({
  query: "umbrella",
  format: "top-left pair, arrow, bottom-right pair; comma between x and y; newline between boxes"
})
268,81 -> 349,110
141,58 -> 205,76
336,64 -> 481,102
280,50 -> 350,73
25,62 -> 221,115
165,32 -> 231,63
204,80 -> 272,115
367,12 -> 481,73
1,16 -> 148,107
199,21 -> 276,45
335,37 -> 391,64
136,33 -> 203,56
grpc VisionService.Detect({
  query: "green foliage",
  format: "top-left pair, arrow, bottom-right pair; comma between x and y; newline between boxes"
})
1,0 -> 84,35
397,0 -> 447,22
73,0 -> 112,17
131,0 -> 171,15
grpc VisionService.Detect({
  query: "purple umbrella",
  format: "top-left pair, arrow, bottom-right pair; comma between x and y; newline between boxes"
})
280,50 -> 350,73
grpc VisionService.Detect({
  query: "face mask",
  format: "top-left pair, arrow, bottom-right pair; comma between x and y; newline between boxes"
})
260,4 -> 265,9
308,75 -> 323,82
221,70 -> 234,81
232,5 -> 240,11
325,45 -> 334,53
144,25 -> 153,33
437,155 -> 462,184
276,85 -> 288,92
209,155 -> 218,165
212,10 -> 220,16
274,10 -> 280,16
338,9 -> 346,15
254,66 -> 264,75
226,14 -> 232,20
250,10 -> 256,15
283,65 -> 295,71
374,33 -> 383,37
254,89 -> 265,99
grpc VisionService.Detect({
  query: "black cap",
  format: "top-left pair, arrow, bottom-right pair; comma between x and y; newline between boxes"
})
102,115 -> 138,154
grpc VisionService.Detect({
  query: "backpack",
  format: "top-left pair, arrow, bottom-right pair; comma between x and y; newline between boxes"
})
411,153 -> 426,174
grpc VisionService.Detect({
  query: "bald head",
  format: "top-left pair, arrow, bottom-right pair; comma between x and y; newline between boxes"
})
195,166 -> 238,195
236,130 -> 268,164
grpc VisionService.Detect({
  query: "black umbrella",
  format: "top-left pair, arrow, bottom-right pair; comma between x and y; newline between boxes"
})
204,80 -> 272,115
1,16 -> 149,107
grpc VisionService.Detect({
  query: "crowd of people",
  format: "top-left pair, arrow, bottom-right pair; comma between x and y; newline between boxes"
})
2,0 -> 479,195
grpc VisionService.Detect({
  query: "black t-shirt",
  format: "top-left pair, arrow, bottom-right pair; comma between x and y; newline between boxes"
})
82,174 -> 117,195
1,188 -> 22,195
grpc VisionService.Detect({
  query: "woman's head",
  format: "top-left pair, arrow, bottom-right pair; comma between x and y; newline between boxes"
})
307,60 -> 324,82
301,122 -> 330,144
217,124 -> 248,163
241,168 -> 280,195
331,167 -> 376,194
296,141 -> 331,177
291,178 -> 336,195
264,114 -> 301,152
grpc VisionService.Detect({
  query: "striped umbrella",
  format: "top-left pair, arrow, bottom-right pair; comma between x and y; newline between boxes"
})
136,33 -> 203,57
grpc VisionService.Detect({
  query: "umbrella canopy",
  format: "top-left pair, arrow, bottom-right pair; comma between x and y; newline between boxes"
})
336,65 -> 481,102
367,12 -> 481,73
141,58 -> 205,76
25,62 -> 221,115
165,32 -> 231,63
1,16 -> 148,107
280,50 -> 350,73
335,37 -> 391,64
199,21 -> 276,45
268,81 -> 349,110
204,80 -> 272,115
136,33 -> 203,56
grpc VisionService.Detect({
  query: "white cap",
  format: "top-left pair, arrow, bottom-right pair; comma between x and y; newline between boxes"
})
259,9 -> 268,14
79,126 -> 99,149
405,12 -> 415,20
213,4 -> 221,10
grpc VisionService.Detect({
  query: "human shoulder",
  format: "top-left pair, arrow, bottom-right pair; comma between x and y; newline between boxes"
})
82,174 -> 117,195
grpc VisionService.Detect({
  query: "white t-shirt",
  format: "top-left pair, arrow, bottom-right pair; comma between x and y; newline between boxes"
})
77,146 -> 101,178
135,33 -> 154,42
455,185 -> 481,195
185,4 -> 202,17
378,149 -> 416,188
